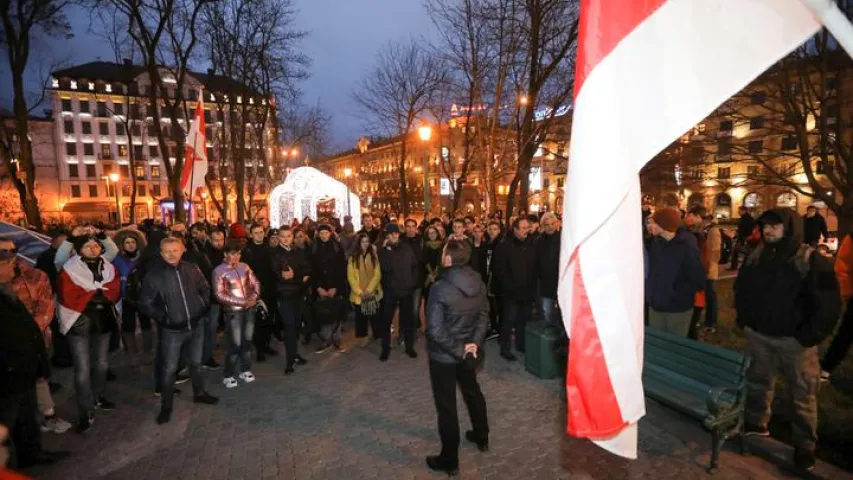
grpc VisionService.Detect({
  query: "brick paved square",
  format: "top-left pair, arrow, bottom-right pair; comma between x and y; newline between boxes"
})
21,337 -> 845,479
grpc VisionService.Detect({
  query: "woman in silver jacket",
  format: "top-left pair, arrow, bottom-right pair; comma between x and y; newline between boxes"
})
213,239 -> 261,388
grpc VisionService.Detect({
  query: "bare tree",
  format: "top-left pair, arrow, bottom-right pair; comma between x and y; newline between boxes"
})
280,101 -> 331,160
352,40 -> 448,217
0,0 -> 73,229
504,0 -> 578,217
202,0 -> 307,223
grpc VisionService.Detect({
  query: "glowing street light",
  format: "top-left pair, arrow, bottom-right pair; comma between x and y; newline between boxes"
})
418,125 -> 432,142
519,95 -> 529,106
105,173 -> 121,224
109,173 -> 120,182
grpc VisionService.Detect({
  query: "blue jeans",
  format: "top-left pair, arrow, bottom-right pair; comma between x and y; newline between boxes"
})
278,297 -> 305,364
223,309 -> 255,378
501,299 -> 532,354
704,279 -> 718,328
204,303 -> 220,363
157,326 -> 205,411
539,297 -> 558,327
67,315 -> 111,417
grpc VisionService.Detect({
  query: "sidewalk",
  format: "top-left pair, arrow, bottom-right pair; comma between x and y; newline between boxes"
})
24,335 -> 851,479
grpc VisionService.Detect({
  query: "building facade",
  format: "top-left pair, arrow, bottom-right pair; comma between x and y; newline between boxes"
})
49,61 -> 275,224
316,115 -> 570,218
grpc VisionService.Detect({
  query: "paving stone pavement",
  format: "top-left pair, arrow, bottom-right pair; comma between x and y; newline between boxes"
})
24,337 -> 840,480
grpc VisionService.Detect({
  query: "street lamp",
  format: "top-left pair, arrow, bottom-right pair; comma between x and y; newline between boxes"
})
343,168 -> 353,217
107,173 -> 122,225
418,125 -> 432,217
519,95 -> 529,106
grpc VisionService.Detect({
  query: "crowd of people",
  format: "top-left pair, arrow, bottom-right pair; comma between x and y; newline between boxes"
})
643,203 -> 850,472
0,208 -> 564,475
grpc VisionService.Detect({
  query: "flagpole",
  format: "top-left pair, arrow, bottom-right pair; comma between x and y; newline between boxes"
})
802,0 -> 853,59
188,88 -> 202,224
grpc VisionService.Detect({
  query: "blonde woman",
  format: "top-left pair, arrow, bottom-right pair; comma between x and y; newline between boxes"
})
347,232 -> 383,348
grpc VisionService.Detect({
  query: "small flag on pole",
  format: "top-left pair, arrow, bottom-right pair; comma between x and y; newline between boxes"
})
558,0 -> 820,459
180,92 -> 208,198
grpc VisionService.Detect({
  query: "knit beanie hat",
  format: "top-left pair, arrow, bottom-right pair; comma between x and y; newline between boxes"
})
229,223 -> 247,239
317,224 -> 333,233
652,208 -> 683,233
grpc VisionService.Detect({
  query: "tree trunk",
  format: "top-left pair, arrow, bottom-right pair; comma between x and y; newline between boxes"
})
505,173 -> 521,218
11,69 -> 42,230
399,136 -> 410,217
836,197 -> 853,238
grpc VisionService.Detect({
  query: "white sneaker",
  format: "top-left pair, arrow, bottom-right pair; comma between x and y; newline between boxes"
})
41,415 -> 72,434
222,377 -> 239,389
238,371 -> 256,383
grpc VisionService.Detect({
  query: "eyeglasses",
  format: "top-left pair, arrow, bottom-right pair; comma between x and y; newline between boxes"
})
0,248 -> 18,260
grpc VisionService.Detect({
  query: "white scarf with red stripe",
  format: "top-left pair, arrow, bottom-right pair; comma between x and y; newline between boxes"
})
57,255 -> 121,334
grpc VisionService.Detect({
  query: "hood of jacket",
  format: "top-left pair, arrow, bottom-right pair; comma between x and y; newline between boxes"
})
758,207 -> 802,258
442,265 -> 484,298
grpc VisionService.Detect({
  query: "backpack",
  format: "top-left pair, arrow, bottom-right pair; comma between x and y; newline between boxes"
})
719,230 -> 733,265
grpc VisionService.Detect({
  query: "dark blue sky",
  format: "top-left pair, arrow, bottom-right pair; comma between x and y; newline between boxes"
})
0,0 -> 436,151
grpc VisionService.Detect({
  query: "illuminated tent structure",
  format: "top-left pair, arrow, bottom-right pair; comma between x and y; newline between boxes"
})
269,166 -> 362,230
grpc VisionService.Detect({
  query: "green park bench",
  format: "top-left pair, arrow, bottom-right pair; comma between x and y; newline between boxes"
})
643,327 -> 750,474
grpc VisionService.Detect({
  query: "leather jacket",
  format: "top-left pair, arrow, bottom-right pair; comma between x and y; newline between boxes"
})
213,262 -> 261,311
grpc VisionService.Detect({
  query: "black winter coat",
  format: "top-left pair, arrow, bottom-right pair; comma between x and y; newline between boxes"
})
493,234 -> 537,301
402,234 -> 425,285
243,242 -> 276,296
271,245 -> 311,299
535,231 -> 561,299
803,213 -> 829,245
310,239 -> 347,294
426,266 -> 489,364
137,259 -> 211,331
735,208 -> 841,347
379,240 -> 420,297
0,286 -> 48,397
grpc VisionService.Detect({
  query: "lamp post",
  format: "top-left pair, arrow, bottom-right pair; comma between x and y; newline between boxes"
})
109,173 -> 122,225
343,168 -> 353,217
418,125 -> 432,218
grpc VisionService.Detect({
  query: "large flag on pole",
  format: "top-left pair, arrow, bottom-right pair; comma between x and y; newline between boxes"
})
559,0 -> 820,459
180,93 -> 208,198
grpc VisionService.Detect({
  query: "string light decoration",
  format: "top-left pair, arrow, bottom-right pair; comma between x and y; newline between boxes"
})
269,166 -> 362,230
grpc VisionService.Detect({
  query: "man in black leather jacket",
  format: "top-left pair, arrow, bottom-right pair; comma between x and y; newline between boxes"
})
424,239 -> 489,475
138,236 -> 219,425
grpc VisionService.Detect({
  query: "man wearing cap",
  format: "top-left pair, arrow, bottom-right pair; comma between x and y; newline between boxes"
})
378,223 -> 421,361
735,208 -> 840,472
645,207 -> 705,337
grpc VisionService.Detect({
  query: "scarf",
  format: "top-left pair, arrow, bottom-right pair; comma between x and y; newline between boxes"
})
56,255 -> 121,334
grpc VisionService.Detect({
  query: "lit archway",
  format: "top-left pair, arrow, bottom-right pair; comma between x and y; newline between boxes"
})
743,192 -> 764,212
269,167 -> 361,230
776,192 -> 798,209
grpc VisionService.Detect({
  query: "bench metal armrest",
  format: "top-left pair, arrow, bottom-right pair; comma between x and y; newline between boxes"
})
706,386 -> 741,415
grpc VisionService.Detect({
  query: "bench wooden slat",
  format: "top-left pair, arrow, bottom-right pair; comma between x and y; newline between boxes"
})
645,327 -> 745,363
645,344 -> 745,388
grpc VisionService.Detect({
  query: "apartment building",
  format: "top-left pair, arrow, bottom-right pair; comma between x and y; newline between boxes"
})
50,61 -> 275,224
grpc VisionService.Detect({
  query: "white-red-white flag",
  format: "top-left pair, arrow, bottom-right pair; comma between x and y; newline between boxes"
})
559,0 -> 820,459
180,93 -> 208,198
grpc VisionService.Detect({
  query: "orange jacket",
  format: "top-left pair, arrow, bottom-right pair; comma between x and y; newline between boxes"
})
835,234 -> 853,301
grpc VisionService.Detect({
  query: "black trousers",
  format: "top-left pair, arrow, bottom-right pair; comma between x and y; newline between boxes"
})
354,308 -> 380,339
381,294 -> 414,354
488,294 -> 502,333
278,297 -> 304,364
254,292 -> 277,352
0,387 -> 41,469
429,361 -> 489,465
822,297 -> 853,373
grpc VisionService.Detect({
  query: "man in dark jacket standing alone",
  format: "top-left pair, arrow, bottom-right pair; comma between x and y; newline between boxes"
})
138,237 -> 219,425
735,208 -> 840,472
493,217 -> 536,361
802,205 -> 828,247
378,223 -> 420,361
424,239 -> 489,475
